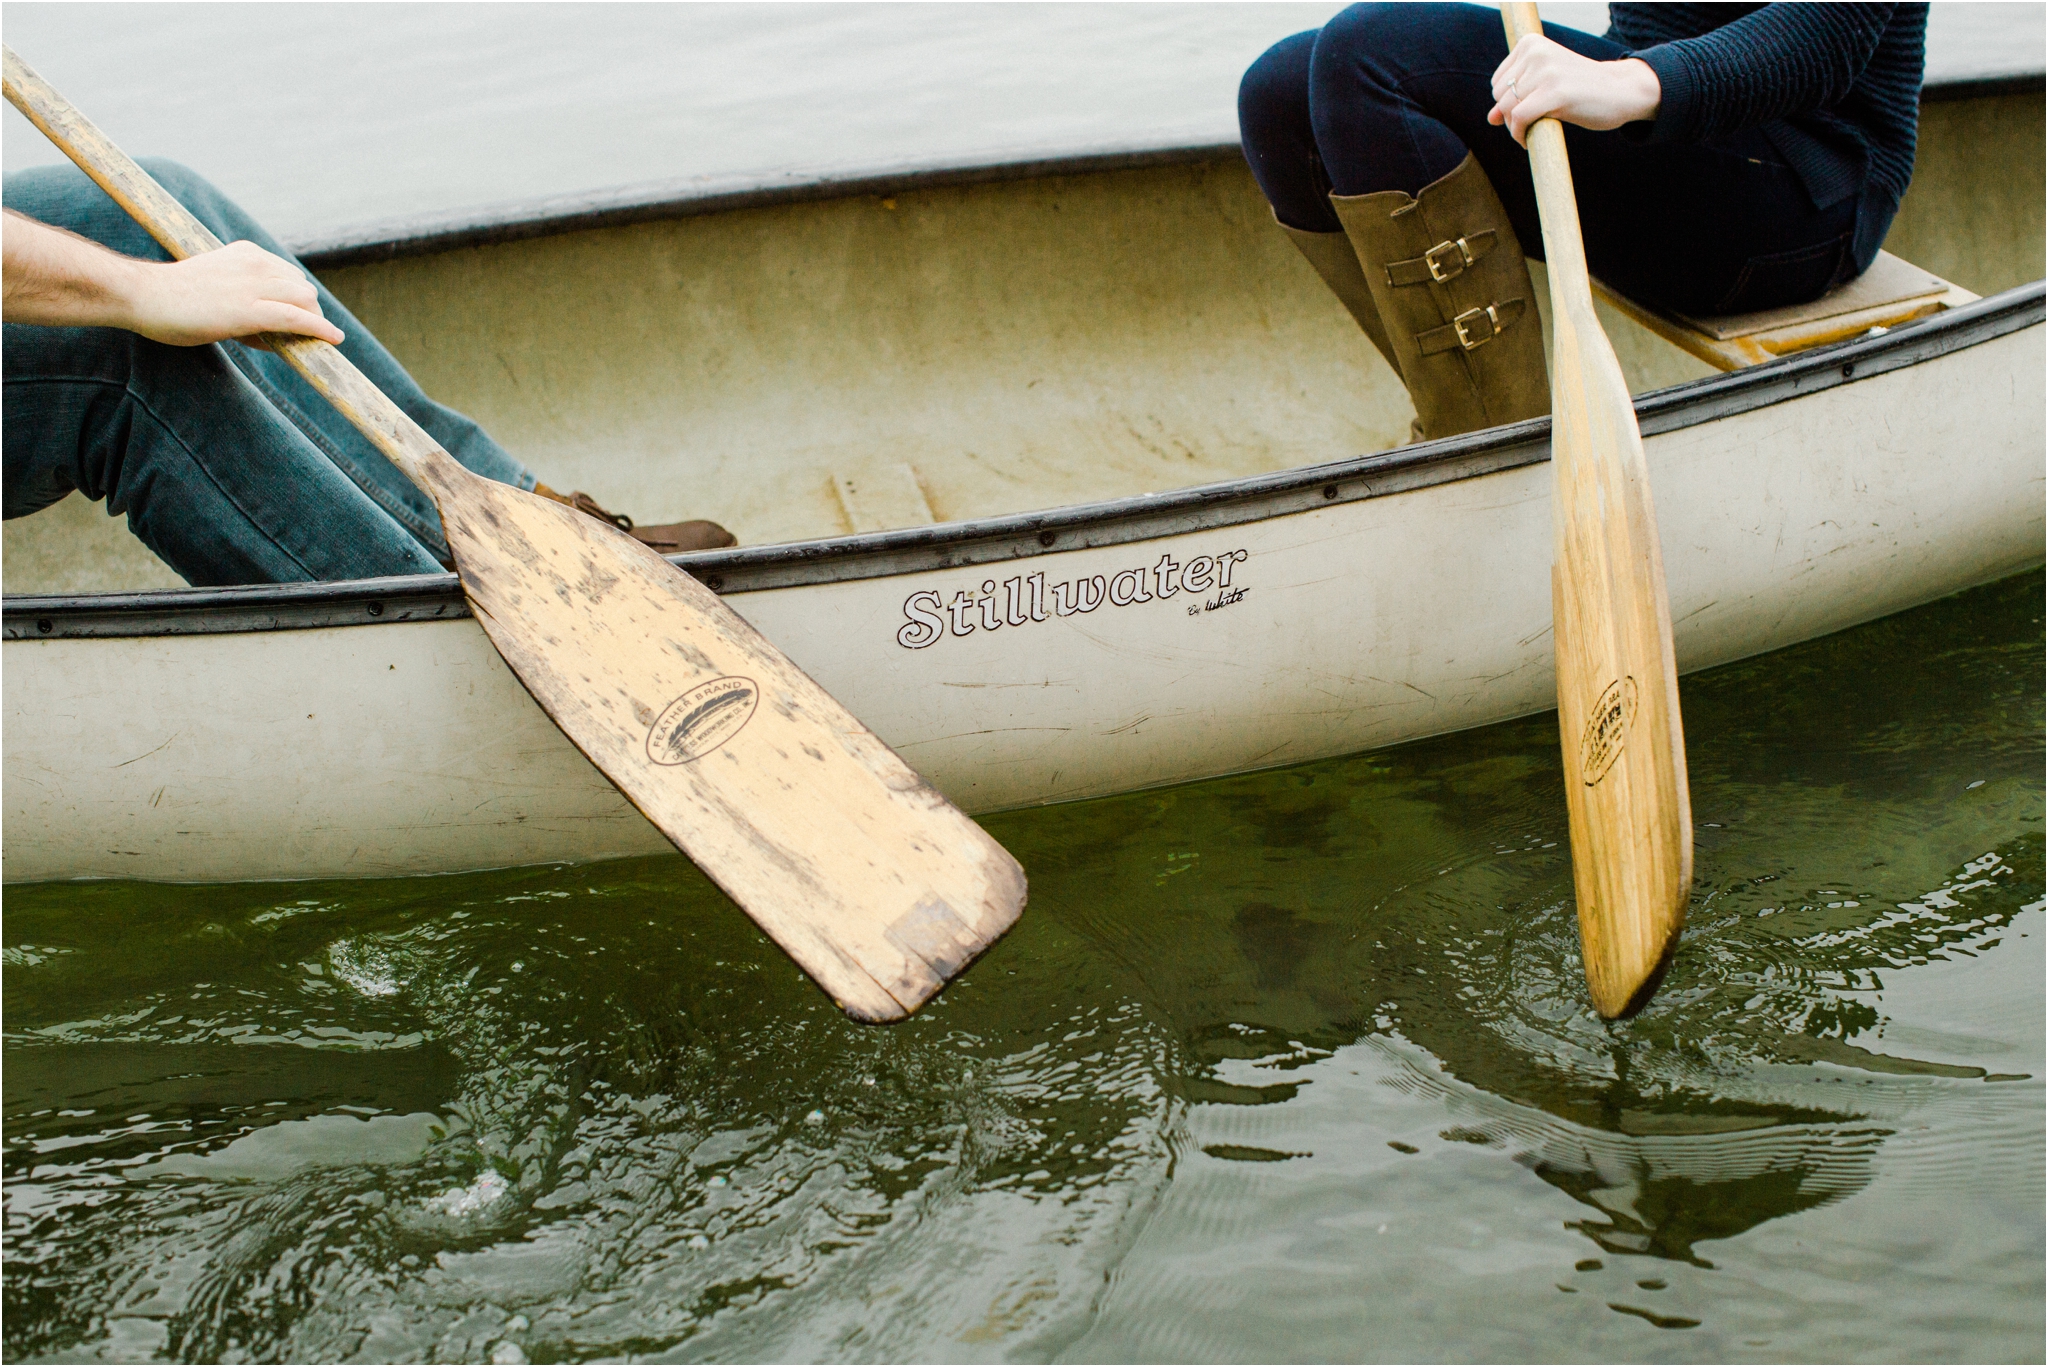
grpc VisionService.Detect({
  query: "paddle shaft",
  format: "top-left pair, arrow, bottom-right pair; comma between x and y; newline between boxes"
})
2,47 -> 458,497
1498,8 -> 1597,339
1499,3 -> 1692,1017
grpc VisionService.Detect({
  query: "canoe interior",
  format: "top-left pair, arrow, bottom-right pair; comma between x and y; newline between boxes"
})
3,91 -> 2042,597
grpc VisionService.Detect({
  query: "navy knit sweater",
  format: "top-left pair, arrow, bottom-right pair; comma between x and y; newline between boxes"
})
1606,3 -> 1928,212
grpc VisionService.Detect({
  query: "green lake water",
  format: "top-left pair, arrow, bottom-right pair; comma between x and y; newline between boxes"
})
6,571 -> 2042,1364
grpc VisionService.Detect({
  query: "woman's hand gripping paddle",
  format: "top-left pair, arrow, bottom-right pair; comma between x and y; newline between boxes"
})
1496,6 -> 1691,1017
3,46 -> 1025,1023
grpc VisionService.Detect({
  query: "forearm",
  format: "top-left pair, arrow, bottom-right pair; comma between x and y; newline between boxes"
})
1,208 -> 343,347
1600,57 -> 1661,125
1,208 -> 148,329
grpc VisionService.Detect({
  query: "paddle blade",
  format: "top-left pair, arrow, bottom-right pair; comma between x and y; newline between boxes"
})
438,473 -> 1026,1022
2,39 -> 1023,1019
1547,302 -> 1693,1018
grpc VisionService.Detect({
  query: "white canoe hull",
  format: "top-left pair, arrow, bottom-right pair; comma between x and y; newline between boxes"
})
6,301 -> 2041,883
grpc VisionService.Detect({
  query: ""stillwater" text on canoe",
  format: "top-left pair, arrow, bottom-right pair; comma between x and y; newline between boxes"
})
896,548 -> 1250,649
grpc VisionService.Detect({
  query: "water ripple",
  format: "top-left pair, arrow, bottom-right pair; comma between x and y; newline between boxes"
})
4,572 -> 2040,1362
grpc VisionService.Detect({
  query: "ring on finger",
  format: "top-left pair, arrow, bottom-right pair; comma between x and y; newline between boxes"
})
1509,77 -> 1521,98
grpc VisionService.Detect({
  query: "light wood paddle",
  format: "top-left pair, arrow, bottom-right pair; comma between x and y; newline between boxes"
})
1497,4 -> 1691,1018
3,46 -> 1025,1023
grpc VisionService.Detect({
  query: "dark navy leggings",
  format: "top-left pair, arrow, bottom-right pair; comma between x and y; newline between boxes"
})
1238,2 -> 1891,315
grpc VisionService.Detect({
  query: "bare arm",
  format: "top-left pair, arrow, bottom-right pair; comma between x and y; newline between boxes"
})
1,208 -> 343,348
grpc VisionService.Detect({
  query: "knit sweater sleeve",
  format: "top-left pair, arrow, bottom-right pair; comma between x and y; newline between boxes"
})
1628,3 -> 1895,145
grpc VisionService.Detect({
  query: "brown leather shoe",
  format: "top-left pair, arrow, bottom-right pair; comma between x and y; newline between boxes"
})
533,484 -> 737,552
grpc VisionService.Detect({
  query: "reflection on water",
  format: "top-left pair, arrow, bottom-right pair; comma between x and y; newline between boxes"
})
5,572 -> 2042,1363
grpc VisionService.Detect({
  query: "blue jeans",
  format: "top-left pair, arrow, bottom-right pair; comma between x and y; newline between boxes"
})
2,160 -> 534,586
1238,3 -> 1890,315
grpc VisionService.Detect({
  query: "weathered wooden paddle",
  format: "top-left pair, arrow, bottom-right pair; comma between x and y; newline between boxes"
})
3,46 -> 1025,1023
1498,5 -> 1691,1018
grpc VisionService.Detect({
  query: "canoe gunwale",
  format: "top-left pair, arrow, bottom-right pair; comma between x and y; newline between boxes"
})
289,75 -> 2038,270
1919,73 -> 2047,103
293,142 -> 1246,271
4,281 -> 2041,643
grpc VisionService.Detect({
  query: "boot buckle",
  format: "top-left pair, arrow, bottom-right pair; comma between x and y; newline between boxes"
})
1452,304 -> 1502,350
1425,237 -> 1477,283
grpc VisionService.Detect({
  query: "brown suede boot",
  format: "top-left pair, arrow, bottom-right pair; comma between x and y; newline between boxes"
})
533,484 -> 737,553
1330,153 -> 1549,440
1277,215 -> 1403,376
1278,217 -> 1426,444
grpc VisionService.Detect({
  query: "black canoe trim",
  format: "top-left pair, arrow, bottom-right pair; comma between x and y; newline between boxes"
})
291,72 -> 2036,271
3,283 -> 2041,643
295,141 -> 1247,271
1919,72 -> 2046,102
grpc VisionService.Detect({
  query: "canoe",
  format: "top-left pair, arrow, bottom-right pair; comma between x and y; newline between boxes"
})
5,87 -> 2043,884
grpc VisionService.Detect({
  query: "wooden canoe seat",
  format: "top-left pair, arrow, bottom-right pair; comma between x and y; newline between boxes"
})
833,461 -> 938,533
1592,250 -> 1979,372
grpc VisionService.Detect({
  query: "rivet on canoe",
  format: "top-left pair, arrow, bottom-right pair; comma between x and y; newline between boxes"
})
366,601 -> 384,617
704,575 -> 724,592
1322,484 -> 1339,500
36,618 -> 52,635
1038,531 -> 1057,547
1841,362 -> 1856,379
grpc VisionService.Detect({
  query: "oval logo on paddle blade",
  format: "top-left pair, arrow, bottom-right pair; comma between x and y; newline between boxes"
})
1579,675 -> 1638,785
646,676 -> 758,765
